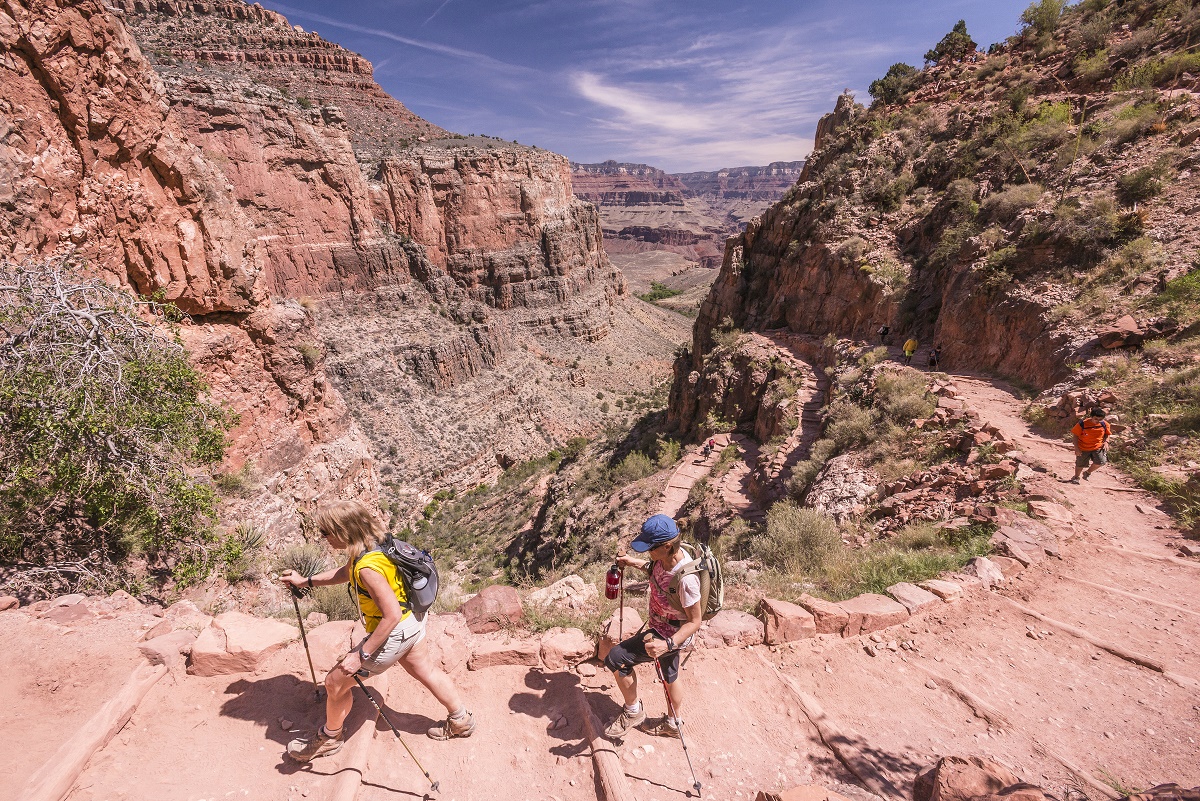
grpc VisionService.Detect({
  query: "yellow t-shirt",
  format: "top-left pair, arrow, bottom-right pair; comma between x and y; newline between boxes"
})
352,551 -> 410,633
903,339 -> 919,354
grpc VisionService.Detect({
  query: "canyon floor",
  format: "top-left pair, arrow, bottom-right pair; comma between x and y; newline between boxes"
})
7,371 -> 1199,801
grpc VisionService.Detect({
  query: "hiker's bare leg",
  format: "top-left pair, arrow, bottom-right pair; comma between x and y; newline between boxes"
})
400,638 -> 464,714
613,668 -> 639,707
323,666 -> 356,731
665,677 -> 685,719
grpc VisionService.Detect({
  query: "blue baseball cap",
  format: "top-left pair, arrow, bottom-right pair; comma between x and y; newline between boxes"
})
631,514 -> 679,552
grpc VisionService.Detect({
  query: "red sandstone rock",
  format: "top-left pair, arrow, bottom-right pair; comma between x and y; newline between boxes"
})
887,582 -> 941,614
468,636 -> 541,670
304,620 -> 360,674
138,630 -> 198,668
187,612 -> 297,676
461,585 -> 524,634
424,613 -> 472,675
43,602 -> 95,625
1027,501 -> 1073,525
988,555 -> 1026,577
540,627 -> 594,670
797,594 -> 849,635
920,580 -> 964,602
108,590 -> 144,613
0,596 -> 19,611
913,755 -> 1023,801
1097,315 -> 1143,349
962,557 -> 1006,588
698,610 -> 766,648
837,594 -> 909,636
758,598 -> 817,644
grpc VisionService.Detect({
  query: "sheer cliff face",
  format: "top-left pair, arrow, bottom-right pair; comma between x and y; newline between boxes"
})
2,0 -> 646,526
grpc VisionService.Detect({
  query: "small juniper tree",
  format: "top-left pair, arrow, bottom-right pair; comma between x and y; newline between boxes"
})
0,255 -> 234,596
925,20 -> 977,65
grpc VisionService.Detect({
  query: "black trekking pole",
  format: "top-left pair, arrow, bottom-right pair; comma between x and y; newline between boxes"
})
351,673 -> 440,796
653,659 -> 703,798
289,585 -> 322,699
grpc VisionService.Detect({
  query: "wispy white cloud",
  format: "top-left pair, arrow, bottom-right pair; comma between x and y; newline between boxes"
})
423,0 -> 454,26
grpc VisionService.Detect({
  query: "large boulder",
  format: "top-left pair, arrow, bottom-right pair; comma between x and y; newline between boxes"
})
598,606 -> 643,661
0,596 -> 18,611
1097,315 -> 1143,349
803,454 -> 879,523
424,613 -> 471,674
540,627 -> 594,670
526,575 -> 598,613
164,600 -> 214,632
304,620 -> 360,673
961,557 -> 1005,588
43,600 -> 94,625
108,589 -> 144,612
697,610 -> 764,648
887,582 -> 941,614
758,598 -> 816,645
1124,785 -> 1200,801
797,594 -> 849,635
138,630 -> 198,668
468,636 -> 541,670
913,756 -> 1023,801
461,585 -> 523,634
188,612 -> 297,676
837,594 -> 908,637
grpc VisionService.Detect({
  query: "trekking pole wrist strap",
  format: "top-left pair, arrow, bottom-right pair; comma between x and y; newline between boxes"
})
307,576 -> 314,588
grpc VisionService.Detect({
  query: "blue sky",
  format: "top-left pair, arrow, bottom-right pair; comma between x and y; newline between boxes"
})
261,0 -> 1035,172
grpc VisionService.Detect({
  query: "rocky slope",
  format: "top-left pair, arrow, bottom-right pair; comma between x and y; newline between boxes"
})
673,0 -> 1200,443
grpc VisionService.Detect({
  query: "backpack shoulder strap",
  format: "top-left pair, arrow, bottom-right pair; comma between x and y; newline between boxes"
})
666,546 -> 705,615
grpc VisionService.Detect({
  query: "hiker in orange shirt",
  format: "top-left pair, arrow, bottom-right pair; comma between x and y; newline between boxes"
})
1071,407 -> 1112,483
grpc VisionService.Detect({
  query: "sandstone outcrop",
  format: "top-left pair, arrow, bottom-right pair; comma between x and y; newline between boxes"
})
187,611 -> 296,676
913,756 -> 1023,801
461,585 -> 524,634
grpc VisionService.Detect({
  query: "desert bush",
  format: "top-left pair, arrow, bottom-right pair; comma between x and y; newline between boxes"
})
0,258 -> 233,588
221,522 -> 265,583
875,371 -> 936,423
1100,237 -> 1166,281
925,20 -> 977,64
825,402 -> 879,451
654,437 -> 682,469
1075,17 -> 1112,53
982,183 -> 1044,223
297,343 -> 322,368
311,584 -> 358,621
1107,102 -> 1162,144
836,236 -> 869,264
612,451 -> 655,484
1021,0 -> 1066,36
1116,162 -> 1171,206
1073,50 -> 1111,84
274,542 -> 329,579
869,63 -> 921,105
1111,28 -> 1157,62
754,502 -> 842,574
1155,268 -> 1200,318
862,256 -> 910,293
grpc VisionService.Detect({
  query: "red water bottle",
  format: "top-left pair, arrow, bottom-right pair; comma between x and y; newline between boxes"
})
604,564 -> 623,600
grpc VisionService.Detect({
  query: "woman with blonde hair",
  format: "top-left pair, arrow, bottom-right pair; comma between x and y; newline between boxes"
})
279,499 -> 475,762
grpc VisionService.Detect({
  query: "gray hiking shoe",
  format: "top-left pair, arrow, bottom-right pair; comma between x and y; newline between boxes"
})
428,711 -> 476,740
286,728 -> 343,762
639,716 -> 681,739
604,706 -> 645,739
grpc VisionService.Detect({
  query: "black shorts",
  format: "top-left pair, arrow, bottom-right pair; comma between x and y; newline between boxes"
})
603,631 -> 681,683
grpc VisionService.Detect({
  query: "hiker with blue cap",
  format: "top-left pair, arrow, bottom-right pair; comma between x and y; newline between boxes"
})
602,514 -> 705,740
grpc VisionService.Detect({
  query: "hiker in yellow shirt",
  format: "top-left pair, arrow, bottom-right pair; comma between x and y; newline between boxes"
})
903,337 -> 919,365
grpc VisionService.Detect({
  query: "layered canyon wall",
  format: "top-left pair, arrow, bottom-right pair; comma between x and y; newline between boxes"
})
2,0 -> 678,531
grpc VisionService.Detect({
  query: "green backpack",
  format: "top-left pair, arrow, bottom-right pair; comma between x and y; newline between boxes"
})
665,542 -> 724,620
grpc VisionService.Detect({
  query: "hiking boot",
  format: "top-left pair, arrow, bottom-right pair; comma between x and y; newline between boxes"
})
639,716 -> 681,739
603,706 -> 645,739
286,728 -> 343,762
1082,472 -> 1092,480
428,711 -> 476,740
1069,477 -> 1081,484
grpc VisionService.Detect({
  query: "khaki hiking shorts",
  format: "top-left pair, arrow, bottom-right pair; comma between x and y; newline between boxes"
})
356,612 -> 426,676
1075,449 -> 1108,469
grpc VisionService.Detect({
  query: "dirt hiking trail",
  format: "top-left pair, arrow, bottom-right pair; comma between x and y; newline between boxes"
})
5,373 -> 1200,801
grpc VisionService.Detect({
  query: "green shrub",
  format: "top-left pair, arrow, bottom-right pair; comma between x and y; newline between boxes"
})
1073,50 -> 1111,84
754,502 -> 842,574
0,259 -> 233,587
982,183 -> 1044,223
1100,237 -> 1166,281
925,20 -> 976,64
221,522 -> 265,583
297,343 -> 322,368
1116,164 -> 1168,206
869,63 -> 921,105
826,402 -> 879,451
862,256 -> 909,293
274,542 -> 329,579
1020,0 -> 1066,36
1108,103 -> 1162,145
612,451 -> 655,484
875,371 -> 936,423
637,282 -> 684,303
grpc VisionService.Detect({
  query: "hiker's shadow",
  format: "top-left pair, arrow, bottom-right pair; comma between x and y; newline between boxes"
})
509,666 -> 599,758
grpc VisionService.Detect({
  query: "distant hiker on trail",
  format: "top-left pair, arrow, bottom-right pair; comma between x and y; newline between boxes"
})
903,337 -> 919,365
1071,407 -> 1112,484
603,514 -> 704,741
878,324 -> 890,345
927,345 -> 942,371
701,438 -> 716,459
279,500 -> 475,762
